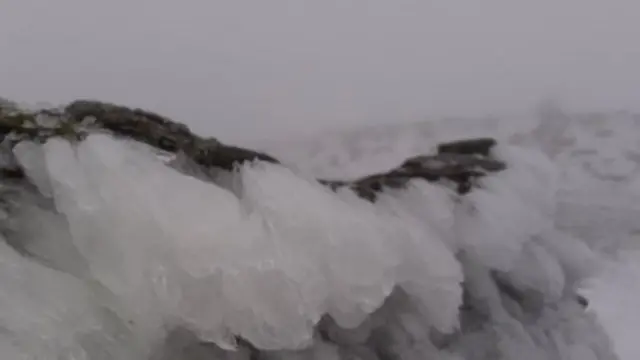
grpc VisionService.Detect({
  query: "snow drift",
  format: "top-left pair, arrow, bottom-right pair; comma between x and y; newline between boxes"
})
0,99 -> 619,359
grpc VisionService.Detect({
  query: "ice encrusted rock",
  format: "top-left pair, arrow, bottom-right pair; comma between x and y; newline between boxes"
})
0,99 -> 619,359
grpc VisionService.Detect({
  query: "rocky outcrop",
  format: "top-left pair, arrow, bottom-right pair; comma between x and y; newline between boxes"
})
0,100 -> 279,176
0,100 -> 506,200
322,138 -> 506,201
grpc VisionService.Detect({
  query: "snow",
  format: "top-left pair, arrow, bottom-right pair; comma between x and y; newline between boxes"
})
0,105 -> 639,358
262,107 -> 640,359
28,134 -> 465,352
584,250 -> 640,360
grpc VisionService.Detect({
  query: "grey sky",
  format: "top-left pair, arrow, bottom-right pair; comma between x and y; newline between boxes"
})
1,0 -> 639,143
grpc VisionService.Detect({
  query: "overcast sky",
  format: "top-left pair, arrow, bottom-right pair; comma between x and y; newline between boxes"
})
1,0 -> 639,142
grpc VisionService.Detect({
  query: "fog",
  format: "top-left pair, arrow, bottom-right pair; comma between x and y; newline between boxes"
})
1,0 -> 639,143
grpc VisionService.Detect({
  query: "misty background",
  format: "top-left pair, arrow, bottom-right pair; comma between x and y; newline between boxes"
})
1,0 -> 639,144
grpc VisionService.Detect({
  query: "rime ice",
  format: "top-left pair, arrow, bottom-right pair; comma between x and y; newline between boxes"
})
0,112 -> 623,359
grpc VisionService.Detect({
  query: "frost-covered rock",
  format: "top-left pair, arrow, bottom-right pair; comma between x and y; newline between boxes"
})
0,99 -> 619,359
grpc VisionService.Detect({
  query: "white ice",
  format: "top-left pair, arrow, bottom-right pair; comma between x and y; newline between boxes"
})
584,250 -> 640,360
13,133 -> 467,354
1,105 -> 639,359
265,107 -> 640,360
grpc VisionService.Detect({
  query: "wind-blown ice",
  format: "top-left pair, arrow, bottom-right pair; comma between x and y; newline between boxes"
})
584,250 -> 640,360
0,113 -> 622,359
16,134 -> 465,352
0,235 -> 144,359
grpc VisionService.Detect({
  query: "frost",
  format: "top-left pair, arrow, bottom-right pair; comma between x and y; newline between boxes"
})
29,134 -> 464,351
0,238 -> 142,359
34,112 -> 62,128
452,144 -> 559,272
0,112 -> 621,359
13,140 -> 54,197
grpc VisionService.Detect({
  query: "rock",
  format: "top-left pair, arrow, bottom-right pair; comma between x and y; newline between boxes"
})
321,139 -> 507,201
191,143 -> 280,171
576,294 -> 589,308
2,100 -> 500,193
437,137 -> 497,156
0,100 -> 279,173
65,100 -> 197,152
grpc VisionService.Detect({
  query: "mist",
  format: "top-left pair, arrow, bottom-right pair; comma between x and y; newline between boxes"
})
1,0 -> 639,143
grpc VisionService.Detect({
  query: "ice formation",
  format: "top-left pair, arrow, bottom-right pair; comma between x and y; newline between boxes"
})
0,103 -> 622,359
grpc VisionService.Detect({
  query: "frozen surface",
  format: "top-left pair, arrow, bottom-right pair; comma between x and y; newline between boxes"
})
0,106 -> 639,359
26,134 -> 466,353
583,250 -> 640,360
261,107 -> 640,360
